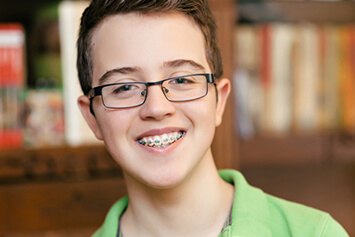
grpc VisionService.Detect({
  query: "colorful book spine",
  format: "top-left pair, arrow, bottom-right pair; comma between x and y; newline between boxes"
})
339,26 -> 355,132
233,25 -> 260,139
268,24 -> 294,135
0,24 -> 25,149
322,26 -> 340,131
293,24 -> 321,133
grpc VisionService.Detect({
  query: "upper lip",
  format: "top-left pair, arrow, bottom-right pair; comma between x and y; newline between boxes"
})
136,127 -> 186,140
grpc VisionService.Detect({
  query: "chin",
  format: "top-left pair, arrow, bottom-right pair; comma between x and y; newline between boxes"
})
141,168 -> 189,190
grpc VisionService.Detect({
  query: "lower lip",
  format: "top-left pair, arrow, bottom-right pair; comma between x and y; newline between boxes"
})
136,134 -> 185,154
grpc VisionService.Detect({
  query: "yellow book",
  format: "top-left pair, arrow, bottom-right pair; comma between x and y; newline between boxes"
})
338,26 -> 355,132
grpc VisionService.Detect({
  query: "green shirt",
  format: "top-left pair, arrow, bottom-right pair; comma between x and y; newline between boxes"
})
93,169 -> 349,237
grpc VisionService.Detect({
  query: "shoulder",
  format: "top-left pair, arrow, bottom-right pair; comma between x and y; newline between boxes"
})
218,169 -> 349,237
265,194 -> 349,236
92,196 -> 128,237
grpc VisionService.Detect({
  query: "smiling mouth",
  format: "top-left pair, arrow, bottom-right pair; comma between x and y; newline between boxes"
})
137,131 -> 185,148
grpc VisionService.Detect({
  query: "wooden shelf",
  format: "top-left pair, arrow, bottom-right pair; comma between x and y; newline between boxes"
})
0,145 -> 125,235
239,134 -> 328,166
0,145 -> 121,184
333,132 -> 355,163
0,176 -> 126,235
239,132 -> 355,167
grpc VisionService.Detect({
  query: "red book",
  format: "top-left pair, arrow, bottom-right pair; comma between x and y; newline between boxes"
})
260,25 -> 271,90
0,24 -> 25,149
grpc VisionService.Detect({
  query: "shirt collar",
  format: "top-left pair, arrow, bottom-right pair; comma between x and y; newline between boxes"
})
219,169 -> 273,237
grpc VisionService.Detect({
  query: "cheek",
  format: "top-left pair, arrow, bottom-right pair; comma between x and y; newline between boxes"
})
183,97 -> 218,131
95,110 -> 133,143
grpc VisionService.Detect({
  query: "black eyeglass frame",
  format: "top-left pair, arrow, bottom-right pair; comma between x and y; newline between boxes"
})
88,73 -> 216,114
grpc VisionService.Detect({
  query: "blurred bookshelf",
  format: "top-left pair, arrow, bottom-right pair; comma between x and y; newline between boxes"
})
235,0 -> 355,166
234,0 -> 355,235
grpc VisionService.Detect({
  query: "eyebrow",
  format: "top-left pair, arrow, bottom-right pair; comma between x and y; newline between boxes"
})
98,66 -> 141,84
162,59 -> 205,71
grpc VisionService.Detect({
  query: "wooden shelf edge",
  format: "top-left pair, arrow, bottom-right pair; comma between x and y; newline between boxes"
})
238,133 -> 355,167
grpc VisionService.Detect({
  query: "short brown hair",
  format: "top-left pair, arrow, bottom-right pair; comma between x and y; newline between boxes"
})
77,0 -> 223,95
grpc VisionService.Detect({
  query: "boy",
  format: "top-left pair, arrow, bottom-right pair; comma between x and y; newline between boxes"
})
76,0 -> 349,236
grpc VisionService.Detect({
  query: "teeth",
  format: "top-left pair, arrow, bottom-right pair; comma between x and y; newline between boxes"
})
138,132 -> 184,148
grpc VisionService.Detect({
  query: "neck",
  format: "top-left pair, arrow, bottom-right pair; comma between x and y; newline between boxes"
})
121,150 -> 234,237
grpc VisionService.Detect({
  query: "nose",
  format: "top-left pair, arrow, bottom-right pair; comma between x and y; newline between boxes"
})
139,85 -> 176,121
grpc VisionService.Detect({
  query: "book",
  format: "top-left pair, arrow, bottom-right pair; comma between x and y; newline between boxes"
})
267,24 -> 294,135
0,24 -> 25,149
338,26 -> 355,132
24,89 -> 65,147
292,24 -> 321,133
259,24 -> 271,134
234,25 -> 260,139
58,1 -> 101,146
321,26 -> 340,131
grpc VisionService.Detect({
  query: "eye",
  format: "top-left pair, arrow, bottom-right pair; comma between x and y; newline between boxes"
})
104,83 -> 143,98
112,84 -> 136,94
170,76 -> 195,84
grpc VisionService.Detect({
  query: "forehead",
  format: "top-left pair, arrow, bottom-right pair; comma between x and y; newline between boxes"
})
91,11 -> 203,46
89,12 -> 209,83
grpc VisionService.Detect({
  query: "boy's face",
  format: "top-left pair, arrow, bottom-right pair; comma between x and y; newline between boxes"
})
78,12 -> 230,189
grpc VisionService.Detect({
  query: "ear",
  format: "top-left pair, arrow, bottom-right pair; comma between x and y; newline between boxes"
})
77,95 -> 104,140
215,78 -> 231,127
